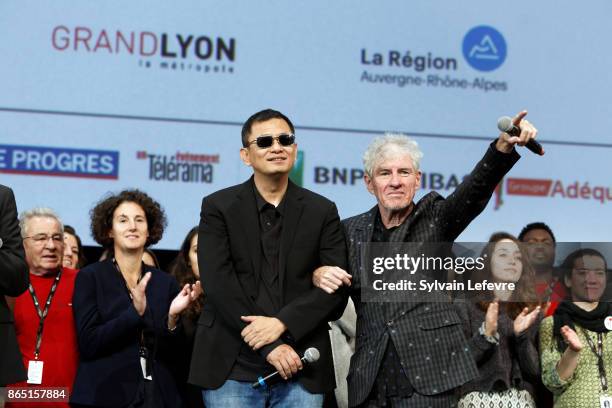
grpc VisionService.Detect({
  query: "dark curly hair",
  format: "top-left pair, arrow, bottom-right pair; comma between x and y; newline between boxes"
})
518,222 -> 556,243
90,189 -> 167,249
169,226 -> 203,319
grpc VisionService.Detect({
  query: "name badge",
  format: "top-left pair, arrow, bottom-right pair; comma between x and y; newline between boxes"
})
601,395 -> 612,408
140,356 -> 152,381
27,360 -> 44,384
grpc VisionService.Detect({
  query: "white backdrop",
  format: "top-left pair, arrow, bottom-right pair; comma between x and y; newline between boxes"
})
1,1 -> 610,248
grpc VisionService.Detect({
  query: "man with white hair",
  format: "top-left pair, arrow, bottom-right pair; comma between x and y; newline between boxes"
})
7,208 -> 78,408
314,111 -> 540,407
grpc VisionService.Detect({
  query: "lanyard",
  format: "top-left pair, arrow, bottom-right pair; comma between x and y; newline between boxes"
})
581,328 -> 608,392
28,270 -> 62,359
111,258 -> 143,301
111,258 -> 151,376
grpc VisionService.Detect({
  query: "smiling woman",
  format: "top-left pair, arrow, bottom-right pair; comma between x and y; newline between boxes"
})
539,248 -> 612,408
455,232 -> 543,408
70,189 -> 202,408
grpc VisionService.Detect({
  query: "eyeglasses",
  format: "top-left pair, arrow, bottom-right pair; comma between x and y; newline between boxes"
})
246,133 -> 295,149
24,234 -> 63,246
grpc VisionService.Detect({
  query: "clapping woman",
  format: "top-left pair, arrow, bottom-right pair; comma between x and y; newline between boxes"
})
456,232 -> 542,408
540,248 -> 612,407
71,190 -> 202,408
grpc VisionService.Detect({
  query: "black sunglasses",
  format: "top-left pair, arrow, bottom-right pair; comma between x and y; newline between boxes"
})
247,133 -> 295,149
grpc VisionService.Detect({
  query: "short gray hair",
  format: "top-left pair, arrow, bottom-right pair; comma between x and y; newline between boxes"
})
363,133 -> 424,177
19,207 -> 64,238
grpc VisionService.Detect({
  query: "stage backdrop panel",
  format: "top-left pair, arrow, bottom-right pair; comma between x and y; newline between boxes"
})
1,0 -> 610,248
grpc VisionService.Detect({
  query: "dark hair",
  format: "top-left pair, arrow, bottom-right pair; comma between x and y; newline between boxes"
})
560,248 -> 608,292
241,109 -> 295,147
142,248 -> 160,269
90,189 -> 167,249
169,227 -> 202,319
518,222 -> 556,243
64,225 -> 87,268
471,232 -> 541,318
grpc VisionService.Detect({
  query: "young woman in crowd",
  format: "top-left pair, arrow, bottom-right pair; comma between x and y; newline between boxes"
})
71,190 -> 202,408
540,248 -> 612,407
456,232 -> 542,408
63,224 -> 86,269
169,226 -> 204,408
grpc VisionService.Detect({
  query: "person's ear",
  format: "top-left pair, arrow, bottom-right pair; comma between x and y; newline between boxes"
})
240,147 -> 252,167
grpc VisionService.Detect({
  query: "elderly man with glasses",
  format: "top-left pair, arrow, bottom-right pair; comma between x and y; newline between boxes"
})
190,109 -> 348,407
6,208 -> 78,408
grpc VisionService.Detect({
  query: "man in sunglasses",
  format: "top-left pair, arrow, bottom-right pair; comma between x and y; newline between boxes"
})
190,109 -> 348,407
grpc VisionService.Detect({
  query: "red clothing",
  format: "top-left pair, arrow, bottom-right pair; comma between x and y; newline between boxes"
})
535,279 -> 567,317
7,268 -> 78,408
544,280 -> 567,316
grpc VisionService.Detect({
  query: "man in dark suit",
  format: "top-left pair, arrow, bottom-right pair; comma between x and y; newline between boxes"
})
314,111 -> 541,407
189,109 -> 348,407
0,185 -> 29,386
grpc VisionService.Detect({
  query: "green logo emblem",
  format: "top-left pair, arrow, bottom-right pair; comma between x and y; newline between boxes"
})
289,151 -> 304,186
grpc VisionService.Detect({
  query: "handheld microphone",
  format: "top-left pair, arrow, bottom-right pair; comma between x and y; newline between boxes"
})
497,116 -> 544,155
252,347 -> 320,389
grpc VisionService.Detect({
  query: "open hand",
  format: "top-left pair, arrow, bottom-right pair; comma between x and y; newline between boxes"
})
560,325 -> 583,352
169,281 -> 203,317
513,305 -> 541,335
130,272 -> 151,316
484,300 -> 499,337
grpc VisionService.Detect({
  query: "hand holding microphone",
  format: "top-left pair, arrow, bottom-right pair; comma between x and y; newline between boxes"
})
254,347 -> 320,388
496,110 -> 544,155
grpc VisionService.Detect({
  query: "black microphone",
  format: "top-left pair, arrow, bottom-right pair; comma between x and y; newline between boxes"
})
252,347 -> 320,389
497,116 -> 544,155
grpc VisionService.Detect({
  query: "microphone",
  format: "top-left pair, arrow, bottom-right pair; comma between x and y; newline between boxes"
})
497,116 -> 544,155
252,347 -> 320,389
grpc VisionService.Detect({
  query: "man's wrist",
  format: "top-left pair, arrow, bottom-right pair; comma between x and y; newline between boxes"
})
273,317 -> 287,334
495,138 -> 514,154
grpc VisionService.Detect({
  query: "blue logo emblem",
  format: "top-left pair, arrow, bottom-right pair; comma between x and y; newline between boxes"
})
462,26 -> 507,72
0,144 -> 119,179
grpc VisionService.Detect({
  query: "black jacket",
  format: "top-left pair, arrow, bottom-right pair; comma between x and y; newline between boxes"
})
71,260 -> 183,407
0,185 -> 29,385
344,144 -> 520,407
189,177 -> 348,393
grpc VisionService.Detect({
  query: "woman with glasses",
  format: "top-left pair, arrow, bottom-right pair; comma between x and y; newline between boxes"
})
540,248 -> 612,407
70,189 -> 202,408
456,232 -> 542,408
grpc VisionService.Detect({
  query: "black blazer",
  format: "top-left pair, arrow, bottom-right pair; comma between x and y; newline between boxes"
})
71,260 -> 183,408
0,185 -> 29,385
344,144 -> 520,407
189,178 -> 348,393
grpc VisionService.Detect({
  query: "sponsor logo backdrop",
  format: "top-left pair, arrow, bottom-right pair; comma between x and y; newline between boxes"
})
1,1 -> 610,248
